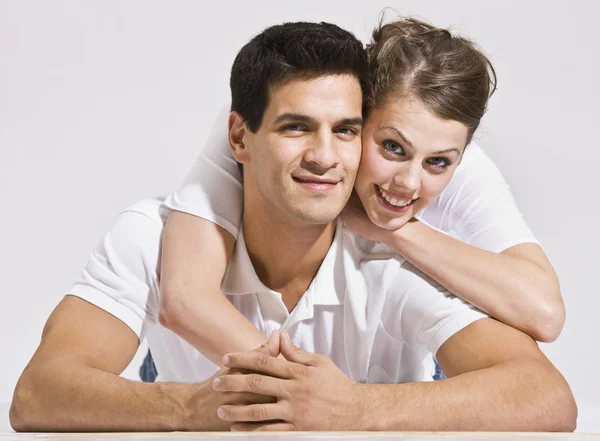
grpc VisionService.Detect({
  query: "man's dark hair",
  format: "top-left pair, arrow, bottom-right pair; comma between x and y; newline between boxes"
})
230,22 -> 369,132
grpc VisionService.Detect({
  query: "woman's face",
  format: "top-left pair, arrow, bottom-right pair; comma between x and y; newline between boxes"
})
354,95 -> 470,230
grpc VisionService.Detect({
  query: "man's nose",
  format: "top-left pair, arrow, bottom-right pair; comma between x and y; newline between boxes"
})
302,132 -> 340,172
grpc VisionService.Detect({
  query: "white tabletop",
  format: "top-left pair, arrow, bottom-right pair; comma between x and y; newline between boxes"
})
0,433 -> 599,441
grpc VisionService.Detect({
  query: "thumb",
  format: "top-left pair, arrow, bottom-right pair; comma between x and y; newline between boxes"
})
280,332 -> 320,366
255,330 -> 281,358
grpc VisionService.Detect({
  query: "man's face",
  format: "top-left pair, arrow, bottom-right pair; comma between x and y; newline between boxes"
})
242,74 -> 363,225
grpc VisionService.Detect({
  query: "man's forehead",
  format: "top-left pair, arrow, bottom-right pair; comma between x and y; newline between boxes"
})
264,74 -> 363,122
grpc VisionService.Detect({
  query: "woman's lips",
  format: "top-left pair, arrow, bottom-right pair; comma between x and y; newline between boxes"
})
374,184 -> 417,213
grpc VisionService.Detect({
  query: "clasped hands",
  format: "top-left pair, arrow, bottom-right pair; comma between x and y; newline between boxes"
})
211,330 -> 364,432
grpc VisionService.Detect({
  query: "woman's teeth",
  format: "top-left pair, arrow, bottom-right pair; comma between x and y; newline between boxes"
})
378,187 -> 413,207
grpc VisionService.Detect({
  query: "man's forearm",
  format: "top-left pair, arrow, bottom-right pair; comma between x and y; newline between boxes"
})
356,357 -> 576,432
10,362 -> 224,432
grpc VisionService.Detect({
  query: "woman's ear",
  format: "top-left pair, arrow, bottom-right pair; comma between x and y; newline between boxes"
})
228,111 -> 251,164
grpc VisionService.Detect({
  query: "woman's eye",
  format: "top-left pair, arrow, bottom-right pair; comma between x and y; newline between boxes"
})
382,140 -> 405,155
427,157 -> 450,169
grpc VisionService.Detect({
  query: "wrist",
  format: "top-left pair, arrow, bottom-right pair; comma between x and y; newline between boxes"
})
348,382 -> 380,431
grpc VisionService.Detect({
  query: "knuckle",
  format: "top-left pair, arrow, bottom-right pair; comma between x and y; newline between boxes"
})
249,374 -> 263,389
316,354 -> 329,365
251,405 -> 268,421
255,354 -> 270,369
295,382 -> 311,397
292,364 -> 309,378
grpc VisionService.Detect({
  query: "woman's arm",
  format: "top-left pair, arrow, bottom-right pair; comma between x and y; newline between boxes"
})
158,107 -> 267,365
158,211 -> 267,365
388,221 -> 563,342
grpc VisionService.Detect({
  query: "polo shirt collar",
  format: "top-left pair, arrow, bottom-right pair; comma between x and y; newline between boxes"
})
221,218 -> 346,306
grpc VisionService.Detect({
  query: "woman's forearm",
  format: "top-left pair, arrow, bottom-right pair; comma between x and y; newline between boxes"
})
388,220 -> 564,341
159,211 -> 267,365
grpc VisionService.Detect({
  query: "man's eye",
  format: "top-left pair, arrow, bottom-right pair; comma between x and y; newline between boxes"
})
281,124 -> 305,132
337,127 -> 358,137
381,140 -> 405,155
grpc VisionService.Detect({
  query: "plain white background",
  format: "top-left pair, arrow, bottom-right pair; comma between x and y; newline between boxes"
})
1,0 -> 599,432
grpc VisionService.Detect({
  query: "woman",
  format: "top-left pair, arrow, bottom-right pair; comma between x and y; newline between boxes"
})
153,18 -> 563,380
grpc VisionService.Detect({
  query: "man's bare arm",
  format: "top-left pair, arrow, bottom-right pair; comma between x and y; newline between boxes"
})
214,321 -> 576,432
357,318 -> 577,431
10,295 -> 233,432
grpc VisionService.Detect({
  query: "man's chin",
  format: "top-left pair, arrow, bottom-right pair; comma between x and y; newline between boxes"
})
290,207 -> 343,226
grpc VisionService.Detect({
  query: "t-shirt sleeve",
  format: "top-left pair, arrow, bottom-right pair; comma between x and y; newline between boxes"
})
67,201 -> 164,339
416,143 -> 539,253
163,105 -> 243,238
382,262 -> 488,356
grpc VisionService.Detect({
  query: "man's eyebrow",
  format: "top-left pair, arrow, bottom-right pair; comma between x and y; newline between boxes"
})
272,113 -> 314,125
337,117 -> 364,127
272,113 -> 364,127
380,125 -> 461,155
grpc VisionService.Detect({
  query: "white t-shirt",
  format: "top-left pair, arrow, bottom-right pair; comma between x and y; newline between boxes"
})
69,197 -> 486,384
165,106 -> 538,253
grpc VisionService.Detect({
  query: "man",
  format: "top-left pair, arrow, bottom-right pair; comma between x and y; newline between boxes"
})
10,22 -> 576,432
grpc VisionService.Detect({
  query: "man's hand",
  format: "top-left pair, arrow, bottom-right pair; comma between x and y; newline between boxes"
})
187,331 -> 282,431
213,332 -> 364,431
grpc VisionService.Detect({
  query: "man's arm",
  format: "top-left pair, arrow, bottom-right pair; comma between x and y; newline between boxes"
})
10,295 -> 229,432
356,317 -> 576,431
213,321 -> 576,432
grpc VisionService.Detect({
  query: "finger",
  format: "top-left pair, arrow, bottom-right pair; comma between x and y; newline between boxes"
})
280,332 -> 323,366
265,330 -> 281,357
231,422 -> 294,432
223,351 -> 296,379
218,402 -> 289,423
214,373 -> 290,399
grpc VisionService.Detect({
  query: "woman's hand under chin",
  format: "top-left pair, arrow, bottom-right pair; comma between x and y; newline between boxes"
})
341,191 -> 415,244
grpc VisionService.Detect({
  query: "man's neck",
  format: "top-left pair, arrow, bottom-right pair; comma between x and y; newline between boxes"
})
242,207 -> 336,313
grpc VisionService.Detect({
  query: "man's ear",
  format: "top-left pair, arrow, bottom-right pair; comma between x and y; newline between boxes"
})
228,111 -> 251,164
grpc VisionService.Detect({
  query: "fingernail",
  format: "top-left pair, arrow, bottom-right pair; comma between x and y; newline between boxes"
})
222,355 -> 230,366
212,377 -> 221,389
231,425 -> 240,432
217,407 -> 226,419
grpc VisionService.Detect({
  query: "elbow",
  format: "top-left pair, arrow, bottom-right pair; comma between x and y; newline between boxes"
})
10,373 -> 39,432
551,383 -> 578,432
523,277 -> 565,342
158,296 -> 182,332
532,359 -> 578,432
158,289 -> 192,334
528,298 -> 566,343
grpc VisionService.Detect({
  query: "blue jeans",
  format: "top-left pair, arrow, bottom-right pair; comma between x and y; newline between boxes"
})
433,358 -> 446,380
139,350 -> 446,382
139,350 -> 158,382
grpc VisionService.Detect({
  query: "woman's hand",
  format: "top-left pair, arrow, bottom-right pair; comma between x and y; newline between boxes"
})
342,192 -> 410,244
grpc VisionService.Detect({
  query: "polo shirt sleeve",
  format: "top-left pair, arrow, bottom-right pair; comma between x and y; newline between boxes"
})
416,143 -> 539,253
382,262 -> 488,357
67,201 -> 164,339
163,105 -> 243,238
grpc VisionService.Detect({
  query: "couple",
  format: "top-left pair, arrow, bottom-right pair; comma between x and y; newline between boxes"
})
11,18 -> 576,432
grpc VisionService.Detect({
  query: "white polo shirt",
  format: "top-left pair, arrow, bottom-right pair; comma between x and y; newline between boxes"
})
165,106 -> 539,253
69,197 -> 486,384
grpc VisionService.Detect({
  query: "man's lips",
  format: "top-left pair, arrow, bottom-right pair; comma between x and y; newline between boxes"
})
293,176 -> 340,192
292,176 -> 340,185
